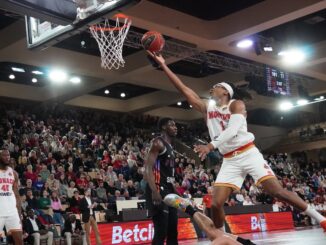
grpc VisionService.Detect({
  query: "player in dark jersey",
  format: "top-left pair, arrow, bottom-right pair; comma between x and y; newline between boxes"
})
144,117 -> 178,245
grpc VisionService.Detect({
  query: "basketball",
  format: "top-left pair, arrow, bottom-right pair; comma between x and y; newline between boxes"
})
141,31 -> 165,53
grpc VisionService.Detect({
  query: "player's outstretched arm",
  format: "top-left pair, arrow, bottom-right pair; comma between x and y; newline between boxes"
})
147,51 -> 206,114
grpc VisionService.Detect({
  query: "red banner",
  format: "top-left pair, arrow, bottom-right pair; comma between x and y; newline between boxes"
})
225,212 -> 294,234
90,218 -> 197,244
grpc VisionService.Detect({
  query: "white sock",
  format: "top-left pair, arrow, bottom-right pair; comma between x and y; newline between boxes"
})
304,205 -> 326,223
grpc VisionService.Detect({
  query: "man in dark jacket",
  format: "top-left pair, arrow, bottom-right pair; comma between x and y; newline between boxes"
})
23,209 -> 53,245
62,214 -> 87,245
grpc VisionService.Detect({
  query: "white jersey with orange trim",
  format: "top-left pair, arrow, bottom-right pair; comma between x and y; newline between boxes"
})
0,167 -> 17,217
206,100 -> 255,154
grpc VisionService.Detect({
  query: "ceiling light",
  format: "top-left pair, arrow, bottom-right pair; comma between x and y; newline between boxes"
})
9,74 -> 15,79
297,99 -> 308,106
32,78 -> 37,83
32,70 -> 44,75
49,70 -> 67,83
69,77 -> 81,84
278,49 -> 305,65
11,67 -> 25,72
236,39 -> 253,48
279,101 -> 293,111
120,92 -> 126,98
104,89 -> 110,94
263,46 -> 273,52
315,95 -> 325,101
177,102 -> 182,106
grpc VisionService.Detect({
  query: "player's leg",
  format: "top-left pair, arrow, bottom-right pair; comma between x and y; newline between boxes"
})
6,214 -> 23,245
152,204 -> 169,245
245,147 -> 326,230
166,206 -> 178,245
164,194 -> 255,245
211,186 -> 233,229
10,230 -> 23,245
211,236 -> 241,245
261,178 -> 326,229
213,159 -> 245,229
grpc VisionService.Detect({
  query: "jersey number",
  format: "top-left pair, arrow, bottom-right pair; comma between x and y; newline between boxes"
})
1,184 -> 9,192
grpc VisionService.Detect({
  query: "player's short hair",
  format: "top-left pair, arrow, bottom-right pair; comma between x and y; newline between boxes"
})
157,117 -> 173,131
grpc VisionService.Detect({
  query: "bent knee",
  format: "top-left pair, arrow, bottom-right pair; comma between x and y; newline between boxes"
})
211,198 -> 226,209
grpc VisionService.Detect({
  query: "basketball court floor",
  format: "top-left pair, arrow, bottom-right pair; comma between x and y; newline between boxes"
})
180,227 -> 325,245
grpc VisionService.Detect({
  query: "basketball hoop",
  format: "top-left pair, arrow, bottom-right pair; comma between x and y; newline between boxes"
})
90,13 -> 131,70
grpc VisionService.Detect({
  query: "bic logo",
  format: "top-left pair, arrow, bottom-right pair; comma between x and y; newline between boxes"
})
251,216 -> 260,231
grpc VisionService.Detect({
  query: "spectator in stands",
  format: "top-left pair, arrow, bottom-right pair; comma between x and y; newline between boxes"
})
67,181 -> 78,199
69,190 -> 81,214
26,189 -> 39,211
127,180 -> 136,198
106,179 -> 117,196
39,163 -> 50,182
25,164 -> 37,183
23,209 -> 54,245
62,214 -> 87,245
33,175 -> 45,192
115,174 -> 125,190
50,191 -> 64,228
243,196 -> 254,206
96,180 -> 108,203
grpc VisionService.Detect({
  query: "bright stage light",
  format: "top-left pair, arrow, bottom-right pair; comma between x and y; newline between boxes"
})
236,39 -> 253,48
278,49 -> 305,65
279,101 -> 293,111
297,99 -> 308,106
49,70 -> 67,83
69,77 -> 81,84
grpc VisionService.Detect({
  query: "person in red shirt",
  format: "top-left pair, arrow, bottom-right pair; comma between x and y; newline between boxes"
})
76,174 -> 88,194
203,186 -> 213,218
66,166 -> 76,181
24,164 -> 38,183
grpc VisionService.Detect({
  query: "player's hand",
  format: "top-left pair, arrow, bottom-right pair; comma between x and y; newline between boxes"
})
146,51 -> 165,66
152,191 -> 162,205
194,144 -> 212,161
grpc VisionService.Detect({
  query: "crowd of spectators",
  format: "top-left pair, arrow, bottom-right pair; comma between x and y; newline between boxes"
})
0,101 -> 326,242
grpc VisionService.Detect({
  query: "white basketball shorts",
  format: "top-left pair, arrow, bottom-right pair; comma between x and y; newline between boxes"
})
0,212 -> 22,233
215,146 -> 276,190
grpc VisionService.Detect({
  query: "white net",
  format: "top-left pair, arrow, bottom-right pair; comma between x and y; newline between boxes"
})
90,14 -> 131,70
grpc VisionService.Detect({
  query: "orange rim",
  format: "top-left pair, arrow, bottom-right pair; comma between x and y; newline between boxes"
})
90,13 -> 131,32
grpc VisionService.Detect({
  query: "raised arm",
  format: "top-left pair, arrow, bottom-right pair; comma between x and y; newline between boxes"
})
144,138 -> 165,204
147,52 -> 207,114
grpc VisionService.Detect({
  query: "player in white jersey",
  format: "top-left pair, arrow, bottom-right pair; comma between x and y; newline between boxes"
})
147,52 -> 326,234
0,149 -> 23,244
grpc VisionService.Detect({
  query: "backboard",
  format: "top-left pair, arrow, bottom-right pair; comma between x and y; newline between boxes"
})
15,0 -> 140,50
